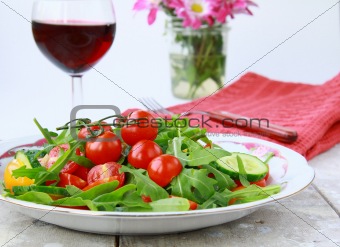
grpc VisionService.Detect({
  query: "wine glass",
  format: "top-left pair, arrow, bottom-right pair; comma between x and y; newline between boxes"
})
32,0 -> 116,107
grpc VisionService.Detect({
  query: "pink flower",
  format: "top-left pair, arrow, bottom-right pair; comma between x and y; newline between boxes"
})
168,0 -> 218,29
214,0 -> 256,23
133,0 -> 257,28
133,0 -> 162,25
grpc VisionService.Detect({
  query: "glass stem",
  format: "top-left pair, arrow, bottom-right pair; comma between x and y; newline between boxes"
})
71,75 -> 83,107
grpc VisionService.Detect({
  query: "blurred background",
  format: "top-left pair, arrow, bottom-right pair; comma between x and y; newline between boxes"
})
0,0 -> 340,140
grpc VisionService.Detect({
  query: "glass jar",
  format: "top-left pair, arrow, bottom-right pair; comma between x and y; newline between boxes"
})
168,20 -> 228,99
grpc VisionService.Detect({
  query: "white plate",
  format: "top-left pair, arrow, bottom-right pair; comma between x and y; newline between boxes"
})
0,134 -> 314,235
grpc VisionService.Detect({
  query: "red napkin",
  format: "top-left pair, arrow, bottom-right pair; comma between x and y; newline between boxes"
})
167,72 -> 340,160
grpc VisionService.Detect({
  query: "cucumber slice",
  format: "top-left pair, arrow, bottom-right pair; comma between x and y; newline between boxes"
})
216,153 -> 268,182
12,185 -> 70,197
15,151 -> 33,169
15,150 -> 42,168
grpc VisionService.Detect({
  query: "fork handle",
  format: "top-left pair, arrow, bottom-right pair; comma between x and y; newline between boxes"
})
204,111 -> 298,143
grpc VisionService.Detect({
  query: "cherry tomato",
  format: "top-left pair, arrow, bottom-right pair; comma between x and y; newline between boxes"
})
73,166 -> 90,181
264,165 -> 270,181
82,176 -> 120,191
147,154 -> 182,187
170,195 -> 198,210
128,140 -> 163,169
46,144 -> 69,169
4,159 -> 35,192
235,178 -> 267,187
141,195 -> 152,203
85,131 -> 122,165
229,186 -> 246,205
87,162 -> 125,188
121,110 -> 158,146
78,121 -> 112,140
46,144 -> 83,174
56,173 -> 87,189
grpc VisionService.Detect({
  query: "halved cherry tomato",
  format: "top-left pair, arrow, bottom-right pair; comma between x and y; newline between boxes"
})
73,166 -> 90,181
147,154 -> 182,187
82,176 -> 120,191
85,131 -> 122,165
264,165 -> 270,181
229,186 -> 246,205
78,121 -> 112,140
141,195 -> 152,203
235,178 -> 267,187
121,110 -> 158,146
170,195 -> 198,210
128,140 -> 163,169
56,173 -> 87,189
46,144 -> 83,174
87,162 -> 125,188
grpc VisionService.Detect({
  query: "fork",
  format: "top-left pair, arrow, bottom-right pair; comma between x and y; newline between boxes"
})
140,97 -> 298,143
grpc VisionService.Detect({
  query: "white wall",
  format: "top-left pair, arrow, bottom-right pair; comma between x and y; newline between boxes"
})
0,0 -> 339,140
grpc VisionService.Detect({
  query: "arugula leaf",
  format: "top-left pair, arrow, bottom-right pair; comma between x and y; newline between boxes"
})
51,197 -> 96,210
202,164 -> 235,191
120,166 -> 168,201
71,181 -> 119,200
54,129 -> 74,145
199,191 -> 231,209
166,137 -> 189,166
225,184 -> 281,204
12,166 -> 58,182
187,146 -> 230,167
16,191 -> 53,204
131,197 -> 190,212
170,168 -> 216,204
33,118 -> 56,145
237,155 -> 250,187
69,154 -> 95,168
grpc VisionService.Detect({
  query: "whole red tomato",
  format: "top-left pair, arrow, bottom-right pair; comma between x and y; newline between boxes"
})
121,110 -> 158,146
128,140 -> 163,169
87,162 -> 125,188
78,121 -> 112,140
85,131 -> 122,165
147,154 -> 182,187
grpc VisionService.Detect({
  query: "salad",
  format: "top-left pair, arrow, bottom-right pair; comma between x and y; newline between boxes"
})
2,110 -> 281,212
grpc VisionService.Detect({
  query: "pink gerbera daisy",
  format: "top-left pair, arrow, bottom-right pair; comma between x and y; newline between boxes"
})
168,0 -> 218,29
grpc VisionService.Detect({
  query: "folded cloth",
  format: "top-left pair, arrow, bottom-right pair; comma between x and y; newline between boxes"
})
167,72 -> 340,160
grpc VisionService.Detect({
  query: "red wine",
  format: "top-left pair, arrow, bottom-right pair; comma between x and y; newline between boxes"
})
32,21 -> 115,75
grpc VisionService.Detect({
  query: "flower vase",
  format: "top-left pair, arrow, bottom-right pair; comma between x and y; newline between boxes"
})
168,20 -> 228,99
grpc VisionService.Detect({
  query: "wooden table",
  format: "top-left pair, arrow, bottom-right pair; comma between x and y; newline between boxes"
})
0,145 -> 339,247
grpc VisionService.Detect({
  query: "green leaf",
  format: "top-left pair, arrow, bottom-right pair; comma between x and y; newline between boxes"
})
33,118 -> 55,145
51,197 -> 89,207
202,164 -> 236,191
92,184 -> 150,211
120,166 -> 168,201
170,168 -> 216,204
16,191 -> 53,204
72,181 -> 119,200
166,137 -> 189,166
225,184 -> 281,204
69,154 -> 95,168
12,166 -> 58,182
187,147 -> 230,167
237,155 -> 250,187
